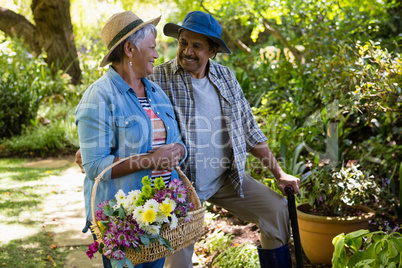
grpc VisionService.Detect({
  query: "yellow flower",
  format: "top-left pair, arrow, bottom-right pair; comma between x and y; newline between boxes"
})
95,220 -> 105,233
159,202 -> 173,217
142,209 -> 156,225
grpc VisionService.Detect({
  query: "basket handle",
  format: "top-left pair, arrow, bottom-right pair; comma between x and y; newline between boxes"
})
90,153 -> 201,230
173,165 -> 201,209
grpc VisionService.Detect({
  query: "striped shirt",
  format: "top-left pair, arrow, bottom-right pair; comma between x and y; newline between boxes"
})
138,97 -> 171,186
149,59 -> 267,197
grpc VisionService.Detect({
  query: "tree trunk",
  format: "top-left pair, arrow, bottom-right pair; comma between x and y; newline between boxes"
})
0,0 -> 81,85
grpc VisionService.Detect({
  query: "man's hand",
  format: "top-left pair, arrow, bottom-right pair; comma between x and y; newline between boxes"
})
75,148 -> 85,174
276,172 -> 300,196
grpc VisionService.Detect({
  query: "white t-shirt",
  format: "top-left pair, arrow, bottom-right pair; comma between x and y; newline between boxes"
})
192,76 -> 231,202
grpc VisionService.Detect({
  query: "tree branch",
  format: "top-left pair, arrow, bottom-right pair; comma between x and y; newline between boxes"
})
0,7 -> 40,55
242,0 -> 303,64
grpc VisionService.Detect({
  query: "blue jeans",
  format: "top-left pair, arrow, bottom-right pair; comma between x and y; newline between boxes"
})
86,221 -> 165,268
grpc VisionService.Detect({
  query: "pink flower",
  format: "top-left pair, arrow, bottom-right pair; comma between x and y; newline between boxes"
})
86,250 -> 94,259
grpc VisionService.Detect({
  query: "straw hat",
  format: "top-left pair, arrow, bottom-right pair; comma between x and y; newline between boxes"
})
100,11 -> 161,67
164,11 -> 231,54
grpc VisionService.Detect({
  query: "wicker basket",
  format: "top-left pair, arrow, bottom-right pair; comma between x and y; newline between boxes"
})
90,154 -> 205,265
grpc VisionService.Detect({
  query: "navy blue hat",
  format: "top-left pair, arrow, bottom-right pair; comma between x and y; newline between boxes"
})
164,11 -> 231,54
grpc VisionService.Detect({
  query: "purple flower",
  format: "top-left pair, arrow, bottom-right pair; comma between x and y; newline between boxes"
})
89,241 -> 99,252
116,232 -> 130,247
104,249 -> 113,257
382,178 -> 390,186
184,215 -> 193,223
97,200 -> 109,209
168,179 -> 180,191
176,192 -> 187,203
86,241 -> 99,259
112,249 -> 125,260
153,188 -> 173,202
108,220 -> 117,230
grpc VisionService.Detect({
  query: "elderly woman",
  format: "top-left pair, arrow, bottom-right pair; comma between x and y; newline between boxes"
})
75,11 -> 186,268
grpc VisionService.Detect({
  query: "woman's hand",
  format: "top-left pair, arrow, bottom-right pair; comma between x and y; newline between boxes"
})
75,148 -> 85,173
147,144 -> 184,171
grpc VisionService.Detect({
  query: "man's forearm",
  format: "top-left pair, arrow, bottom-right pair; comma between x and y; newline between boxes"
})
249,141 -> 284,180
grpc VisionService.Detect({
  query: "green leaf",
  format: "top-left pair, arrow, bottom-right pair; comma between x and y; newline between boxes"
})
332,234 -> 347,268
118,204 -> 125,219
347,229 -> 371,239
378,251 -> 387,265
349,252 -> 375,267
399,163 -> 402,215
158,236 -> 173,251
139,234 -> 150,246
123,258 -> 134,268
387,240 -> 399,258
103,203 -> 115,217
132,245 -> 141,252
98,242 -> 104,254
110,258 -> 126,268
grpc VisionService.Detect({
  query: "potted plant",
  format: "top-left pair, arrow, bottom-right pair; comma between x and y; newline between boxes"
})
297,162 -> 379,265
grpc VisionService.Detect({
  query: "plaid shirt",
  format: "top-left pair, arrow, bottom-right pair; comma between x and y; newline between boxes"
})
149,59 -> 267,197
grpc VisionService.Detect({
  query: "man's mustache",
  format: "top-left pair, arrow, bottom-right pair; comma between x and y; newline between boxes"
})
180,54 -> 198,61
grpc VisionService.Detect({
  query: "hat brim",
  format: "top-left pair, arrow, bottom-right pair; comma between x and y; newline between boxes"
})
100,15 -> 162,67
163,23 -> 232,54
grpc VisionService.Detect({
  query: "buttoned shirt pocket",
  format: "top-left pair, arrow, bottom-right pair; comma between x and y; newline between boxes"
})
114,115 -> 150,151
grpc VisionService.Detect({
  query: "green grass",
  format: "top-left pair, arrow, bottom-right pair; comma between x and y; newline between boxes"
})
0,230 -> 86,267
0,158 -> 76,267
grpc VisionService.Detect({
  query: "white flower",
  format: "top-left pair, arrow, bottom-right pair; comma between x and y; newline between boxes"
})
170,214 -> 178,230
127,190 -> 141,203
144,224 -> 160,236
144,199 -> 160,213
133,206 -> 145,224
126,203 -> 137,215
155,212 -> 169,224
115,189 -> 126,205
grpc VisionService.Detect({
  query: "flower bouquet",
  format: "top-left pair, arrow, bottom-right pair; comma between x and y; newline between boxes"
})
87,164 -> 205,267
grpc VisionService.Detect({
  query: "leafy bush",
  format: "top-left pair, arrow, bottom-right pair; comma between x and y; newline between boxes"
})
0,103 -> 79,157
332,229 -> 402,268
214,243 -> 260,268
197,230 -> 233,253
0,37 -> 71,139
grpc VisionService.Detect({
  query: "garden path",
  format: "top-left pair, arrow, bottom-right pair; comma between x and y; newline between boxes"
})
22,157 -> 104,267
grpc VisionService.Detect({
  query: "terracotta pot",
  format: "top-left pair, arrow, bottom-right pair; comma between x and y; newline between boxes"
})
296,203 -> 375,265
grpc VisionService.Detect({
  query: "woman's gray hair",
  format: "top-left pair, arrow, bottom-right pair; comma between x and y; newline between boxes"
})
107,24 -> 157,64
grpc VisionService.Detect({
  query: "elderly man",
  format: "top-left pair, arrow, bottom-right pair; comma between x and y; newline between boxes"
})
76,10 -> 300,268
149,11 -> 299,268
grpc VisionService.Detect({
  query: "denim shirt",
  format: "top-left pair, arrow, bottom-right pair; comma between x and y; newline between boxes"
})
75,67 -> 187,221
